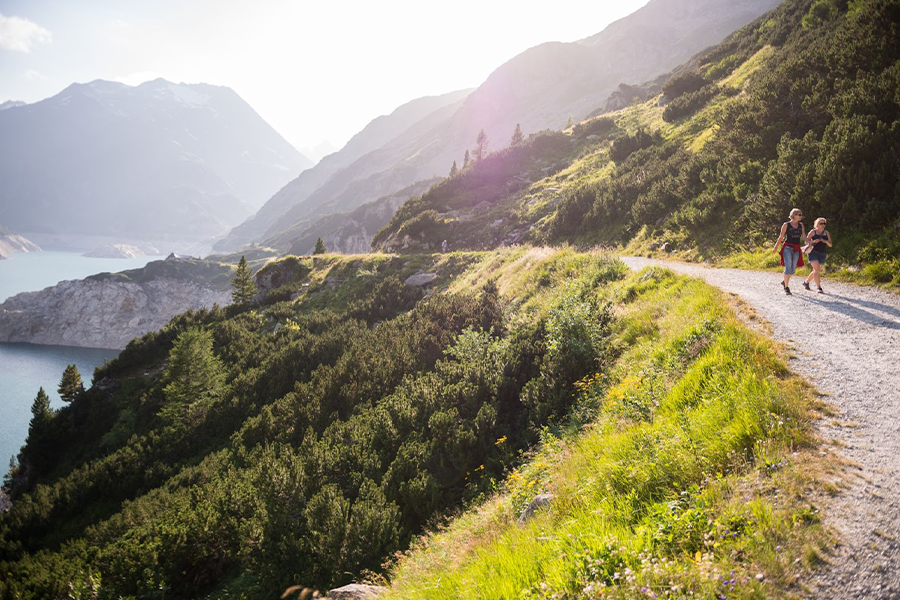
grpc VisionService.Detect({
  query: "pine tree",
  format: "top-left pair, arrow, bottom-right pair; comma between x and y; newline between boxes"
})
58,365 -> 83,404
449,160 -> 458,177
160,327 -> 225,423
474,129 -> 489,162
313,237 -> 327,255
565,116 -> 575,129
231,255 -> 256,306
27,387 -> 54,442
510,123 -> 524,147
463,149 -> 470,168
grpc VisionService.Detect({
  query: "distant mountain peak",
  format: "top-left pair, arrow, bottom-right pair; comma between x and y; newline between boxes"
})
0,78 -> 312,246
0,100 -> 26,111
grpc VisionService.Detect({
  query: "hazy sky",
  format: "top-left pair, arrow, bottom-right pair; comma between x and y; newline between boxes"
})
0,0 -> 650,157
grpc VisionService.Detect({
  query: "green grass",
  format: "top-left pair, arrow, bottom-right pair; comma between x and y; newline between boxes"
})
379,265 -> 832,600
721,46 -> 775,90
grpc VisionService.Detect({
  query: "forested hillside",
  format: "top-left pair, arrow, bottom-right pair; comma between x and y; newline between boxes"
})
0,247 -> 830,599
375,0 -> 900,286
0,250 -> 623,598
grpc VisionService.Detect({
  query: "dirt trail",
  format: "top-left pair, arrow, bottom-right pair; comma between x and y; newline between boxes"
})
621,257 -> 900,599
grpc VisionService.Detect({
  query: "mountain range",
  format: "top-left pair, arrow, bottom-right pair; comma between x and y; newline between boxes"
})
0,79 -> 311,250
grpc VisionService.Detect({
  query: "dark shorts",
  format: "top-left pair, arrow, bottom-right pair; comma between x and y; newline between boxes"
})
808,250 -> 827,264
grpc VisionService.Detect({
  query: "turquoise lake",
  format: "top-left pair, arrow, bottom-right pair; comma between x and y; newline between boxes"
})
0,251 -> 164,473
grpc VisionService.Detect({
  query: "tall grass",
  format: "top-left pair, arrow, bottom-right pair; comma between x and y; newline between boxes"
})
381,266 -> 829,599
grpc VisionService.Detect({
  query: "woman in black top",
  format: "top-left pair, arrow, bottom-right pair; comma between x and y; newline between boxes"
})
772,208 -> 805,295
803,217 -> 832,293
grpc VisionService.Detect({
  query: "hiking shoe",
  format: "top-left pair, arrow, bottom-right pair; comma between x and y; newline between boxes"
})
784,286 -> 792,295
818,287 -> 824,294
803,281 -> 811,290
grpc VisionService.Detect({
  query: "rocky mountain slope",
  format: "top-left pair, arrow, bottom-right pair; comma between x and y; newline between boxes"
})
230,0 -> 780,255
0,257 -> 233,348
0,79 -> 311,248
277,179 -> 441,255
217,90 -> 471,250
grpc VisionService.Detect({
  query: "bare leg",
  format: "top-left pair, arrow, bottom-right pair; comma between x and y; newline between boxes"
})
813,262 -> 822,288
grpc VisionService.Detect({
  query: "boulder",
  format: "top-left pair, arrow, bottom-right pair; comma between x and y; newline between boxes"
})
518,493 -> 554,524
404,272 -> 438,287
327,584 -> 385,600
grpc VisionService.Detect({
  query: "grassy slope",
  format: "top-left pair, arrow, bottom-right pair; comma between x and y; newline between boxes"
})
378,258 -> 835,599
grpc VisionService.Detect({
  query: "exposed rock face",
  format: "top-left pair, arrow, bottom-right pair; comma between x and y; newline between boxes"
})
83,244 -> 147,258
217,90 -> 472,251
281,179 -> 439,255
601,82 -> 654,113
0,277 -> 230,349
0,233 -> 41,258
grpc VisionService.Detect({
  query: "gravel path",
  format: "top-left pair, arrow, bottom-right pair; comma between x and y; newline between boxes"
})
621,257 -> 900,599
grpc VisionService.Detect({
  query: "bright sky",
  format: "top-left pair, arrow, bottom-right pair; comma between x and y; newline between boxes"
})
0,0 -> 650,157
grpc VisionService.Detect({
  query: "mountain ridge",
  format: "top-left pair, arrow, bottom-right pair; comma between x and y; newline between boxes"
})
217,89 -> 472,250
229,0 -> 781,255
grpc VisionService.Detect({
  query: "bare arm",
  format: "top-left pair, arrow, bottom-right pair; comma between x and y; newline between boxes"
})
772,223 -> 787,253
824,230 -> 833,248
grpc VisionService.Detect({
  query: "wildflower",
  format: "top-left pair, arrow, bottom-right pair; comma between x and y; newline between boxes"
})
496,435 -> 508,445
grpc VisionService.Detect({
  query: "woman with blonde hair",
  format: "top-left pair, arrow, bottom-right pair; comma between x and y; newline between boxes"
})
772,208 -> 805,295
803,217 -> 832,293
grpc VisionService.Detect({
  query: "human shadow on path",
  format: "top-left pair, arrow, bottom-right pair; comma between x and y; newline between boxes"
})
826,293 -> 900,321
794,294 -> 900,329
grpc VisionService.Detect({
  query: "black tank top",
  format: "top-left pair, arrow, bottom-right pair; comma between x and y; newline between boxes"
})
784,221 -> 803,245
811,231 -> 829,253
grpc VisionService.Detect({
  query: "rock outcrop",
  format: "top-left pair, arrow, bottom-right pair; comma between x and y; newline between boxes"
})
0,233 -> 41,259
327,584 -> 386,599
83,244 -> 147,258
0,277 -> 230,349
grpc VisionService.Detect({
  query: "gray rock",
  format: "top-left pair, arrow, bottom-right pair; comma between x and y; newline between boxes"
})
0,233 -> 41,256
84,244 -> 146,259
404,272 -> 438,287
327,584 -> 385,600
518,493 -> 554,524
0,277 -> 229,349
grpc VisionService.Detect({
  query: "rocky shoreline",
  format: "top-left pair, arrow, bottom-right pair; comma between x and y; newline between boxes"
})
0,276 -> 230,349
0,233 -> 41,259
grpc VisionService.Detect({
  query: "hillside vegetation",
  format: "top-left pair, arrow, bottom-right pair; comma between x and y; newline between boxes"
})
1,248 -> 831,598
374,0 -> 900,288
